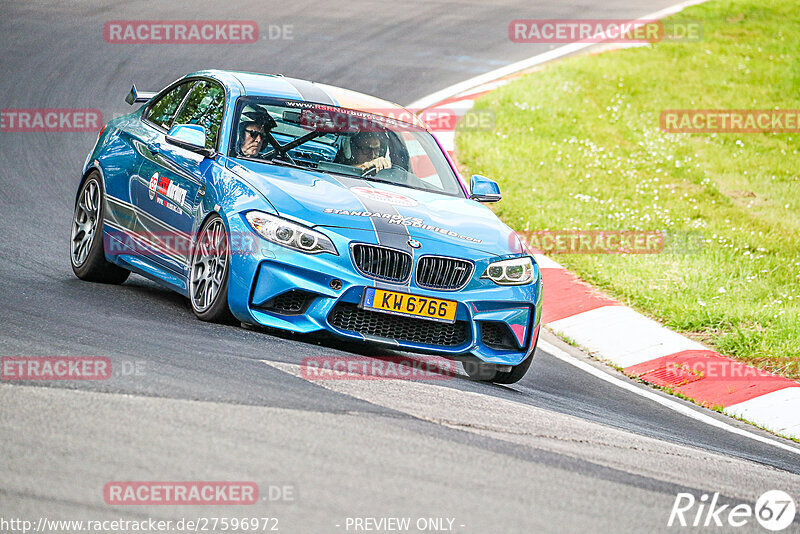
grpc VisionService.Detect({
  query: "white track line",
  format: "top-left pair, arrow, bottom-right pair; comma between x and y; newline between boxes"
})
541,340 -> 800,456
408,0 -> 710,110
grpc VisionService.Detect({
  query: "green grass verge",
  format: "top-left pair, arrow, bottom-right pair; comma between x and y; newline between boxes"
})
456,0 -> 800,379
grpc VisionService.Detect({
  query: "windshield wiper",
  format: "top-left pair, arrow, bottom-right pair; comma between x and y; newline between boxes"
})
261,158 -> 313,172
360,175 -> 422,190
261,152 -> 295,164
361,175 -> 457,197
361,176 -> 398,185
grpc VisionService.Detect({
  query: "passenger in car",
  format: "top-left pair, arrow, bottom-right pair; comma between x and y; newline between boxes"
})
236,106 -> 274,158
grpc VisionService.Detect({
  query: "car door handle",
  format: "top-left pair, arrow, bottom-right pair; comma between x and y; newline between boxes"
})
146,142 -> 160,155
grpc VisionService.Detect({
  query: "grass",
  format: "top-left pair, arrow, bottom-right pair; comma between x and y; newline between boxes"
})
456,0 -> 800,379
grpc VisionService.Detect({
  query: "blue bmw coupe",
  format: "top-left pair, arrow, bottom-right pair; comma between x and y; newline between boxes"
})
71,70 -> 542,383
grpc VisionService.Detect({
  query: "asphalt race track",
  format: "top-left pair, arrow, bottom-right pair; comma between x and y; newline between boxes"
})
1,1 -> 799,533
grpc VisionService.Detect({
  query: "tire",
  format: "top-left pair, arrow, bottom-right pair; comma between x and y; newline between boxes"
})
462,358 -> 498,381
189,214 -> 234,322
70,172 -> 130,284
491,342 -> 537,384
463,337 -> 539,384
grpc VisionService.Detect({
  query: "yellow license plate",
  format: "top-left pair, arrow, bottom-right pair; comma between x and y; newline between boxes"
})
362,288 -> 458,324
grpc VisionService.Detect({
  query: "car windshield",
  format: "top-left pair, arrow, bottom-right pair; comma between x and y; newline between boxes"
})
228,97 -> 465,197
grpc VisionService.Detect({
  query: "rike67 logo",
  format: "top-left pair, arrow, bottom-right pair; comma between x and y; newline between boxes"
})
668,490 -> 797,531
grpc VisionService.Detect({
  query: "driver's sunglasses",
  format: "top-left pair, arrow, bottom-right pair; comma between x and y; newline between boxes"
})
354,144 -> 382,154
245,129 -> 265,140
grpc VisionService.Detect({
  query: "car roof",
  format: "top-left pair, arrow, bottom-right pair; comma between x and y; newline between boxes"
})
188,69 -> 427,129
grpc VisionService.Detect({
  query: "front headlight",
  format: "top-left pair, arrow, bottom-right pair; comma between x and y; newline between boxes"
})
245,211 -> 338,255
482,256 -> 536,285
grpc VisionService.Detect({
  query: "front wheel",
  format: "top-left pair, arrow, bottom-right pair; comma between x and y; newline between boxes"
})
189,214 -> 234,322
70,172 -> 130,284
463,338 -> 538,384
491,345 -> 536,384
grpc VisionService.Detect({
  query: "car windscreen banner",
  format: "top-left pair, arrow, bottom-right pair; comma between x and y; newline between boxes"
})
243,97 -> 432,133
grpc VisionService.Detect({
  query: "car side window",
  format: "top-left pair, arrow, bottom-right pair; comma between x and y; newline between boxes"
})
171,80 -> 225,149
144,82 -> 194,129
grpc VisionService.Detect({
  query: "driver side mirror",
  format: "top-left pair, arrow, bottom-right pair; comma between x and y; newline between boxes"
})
165,124 -> 215,158
469,174 -> 501,203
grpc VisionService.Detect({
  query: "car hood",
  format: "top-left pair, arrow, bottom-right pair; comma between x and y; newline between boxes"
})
226,159 -> 522,256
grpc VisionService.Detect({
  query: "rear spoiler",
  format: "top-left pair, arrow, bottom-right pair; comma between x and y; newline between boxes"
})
125,84 -> 157,105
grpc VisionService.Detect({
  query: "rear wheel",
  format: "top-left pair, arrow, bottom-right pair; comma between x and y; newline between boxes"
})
189,214 -> 234,322
70,172 -> 130,284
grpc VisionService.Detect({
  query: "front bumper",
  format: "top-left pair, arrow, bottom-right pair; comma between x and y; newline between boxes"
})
226,215 -> 543,366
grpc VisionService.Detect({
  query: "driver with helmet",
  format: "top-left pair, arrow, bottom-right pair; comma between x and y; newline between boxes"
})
338,131 -> 392,173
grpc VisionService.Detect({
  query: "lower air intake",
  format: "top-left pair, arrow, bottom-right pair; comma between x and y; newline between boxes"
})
329,302 -> 469,347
